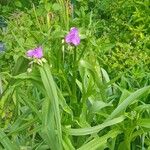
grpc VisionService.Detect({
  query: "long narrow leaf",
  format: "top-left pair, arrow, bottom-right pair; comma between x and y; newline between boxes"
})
78,129 -> 122,150
107,86 -> 150,120
64,116 -> 124,136
39,63 -> 63,150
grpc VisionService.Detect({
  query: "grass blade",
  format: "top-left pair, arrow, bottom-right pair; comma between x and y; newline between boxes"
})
64,116 -> 124,136
78,129 -> 122,150
107,86 -> 150,120
39,63 -> 62,150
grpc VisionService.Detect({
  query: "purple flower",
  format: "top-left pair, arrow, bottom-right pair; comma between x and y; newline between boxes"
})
65,27 -> 80,46
26,47 -> 43,59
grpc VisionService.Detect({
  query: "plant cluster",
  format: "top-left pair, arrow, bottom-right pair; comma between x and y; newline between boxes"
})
0,0 -> 150,149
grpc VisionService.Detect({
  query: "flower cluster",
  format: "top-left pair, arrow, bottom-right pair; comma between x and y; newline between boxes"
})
26,27 -> 80,59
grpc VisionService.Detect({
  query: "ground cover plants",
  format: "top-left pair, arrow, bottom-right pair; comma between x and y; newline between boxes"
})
0,0 -> 150,149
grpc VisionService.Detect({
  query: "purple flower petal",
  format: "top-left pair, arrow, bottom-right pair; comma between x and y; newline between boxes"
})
33,47 -> 43,58
65,27 -> 80,46
26,47 -> 43,59
72,36 -> 80,45
27,50 -> 34,57
65,34 -> 72,43
70,27 -> 78,35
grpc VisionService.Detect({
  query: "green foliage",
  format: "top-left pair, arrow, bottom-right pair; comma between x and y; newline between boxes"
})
75,0 -> 150,83
0,0 -> 150,149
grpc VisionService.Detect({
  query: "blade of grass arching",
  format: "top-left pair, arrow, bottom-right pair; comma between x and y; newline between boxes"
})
107,86 -> 150,120
39,63 -> 62,150
64,116 -> 125,136
78,129 -> 122,150
0,129 -> 19,150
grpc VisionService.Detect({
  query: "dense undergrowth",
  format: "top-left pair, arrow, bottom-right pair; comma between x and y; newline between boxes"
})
0,0 -> 150,149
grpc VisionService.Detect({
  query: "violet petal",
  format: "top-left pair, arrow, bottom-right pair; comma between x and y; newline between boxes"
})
65,27 -> 80,46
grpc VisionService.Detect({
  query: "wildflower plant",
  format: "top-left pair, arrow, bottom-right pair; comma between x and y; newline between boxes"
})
0,1 -> 150,150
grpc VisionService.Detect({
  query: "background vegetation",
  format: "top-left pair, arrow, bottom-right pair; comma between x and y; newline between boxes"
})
0,0 -> 150,149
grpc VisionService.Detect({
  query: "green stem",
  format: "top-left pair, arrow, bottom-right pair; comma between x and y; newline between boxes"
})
72,47 -> 77,103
